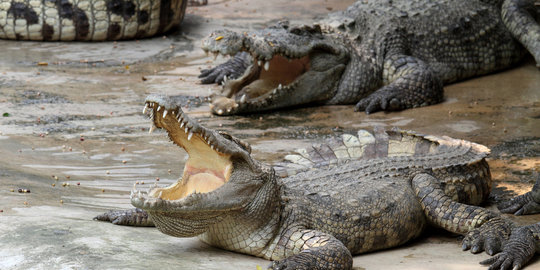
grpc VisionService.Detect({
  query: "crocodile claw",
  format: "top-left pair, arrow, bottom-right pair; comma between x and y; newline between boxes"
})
462,217 -> 512,255
355,88 -> 402,114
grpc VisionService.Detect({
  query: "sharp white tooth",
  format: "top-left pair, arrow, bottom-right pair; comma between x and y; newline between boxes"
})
264,61 -> 270,71
240,94 -> 247,103
143,104 -> 148,114
210,145 -> 215,150
158,191 -> 163,198
278,84 -> 282,89
221,81 -> 225,86
163,110 -> 168,118
257,60 -> 262,66
180,121 -> 185,128
187,131 -> 193,141
223,75 -> 228,82
149,125 -> 156,133
185,127 -> 188,133
157,105 -> 161,111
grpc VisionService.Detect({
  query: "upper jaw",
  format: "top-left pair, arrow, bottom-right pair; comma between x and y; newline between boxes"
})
131,95 -> 257,211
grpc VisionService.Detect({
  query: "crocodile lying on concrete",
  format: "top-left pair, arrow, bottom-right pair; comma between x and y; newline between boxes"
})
199,0 -> 540,115
95,95 -> 540,270
0,0 -> 206,40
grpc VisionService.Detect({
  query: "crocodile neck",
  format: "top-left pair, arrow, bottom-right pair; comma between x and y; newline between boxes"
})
198,173 -> 282,258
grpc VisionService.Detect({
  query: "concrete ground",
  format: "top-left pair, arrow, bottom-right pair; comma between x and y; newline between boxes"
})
0,0 -> 539,269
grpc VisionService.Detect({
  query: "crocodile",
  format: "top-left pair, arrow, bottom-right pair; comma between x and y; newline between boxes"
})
95,95 -> 540,270
0,0 -> 209,41
199,0 -> 540,115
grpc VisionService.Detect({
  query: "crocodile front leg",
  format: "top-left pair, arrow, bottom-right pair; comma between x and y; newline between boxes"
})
94,208 -> 154,227
268,229 -> 352,270
498,176 -> 540,215
480,223 -> 540,270
411,173 -> 514,255
199,52 -> 252,84
355,54 -> 444,114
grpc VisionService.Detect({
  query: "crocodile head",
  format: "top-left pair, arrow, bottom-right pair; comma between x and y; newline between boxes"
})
131,95 -> 273,237
202,22 -> 349,115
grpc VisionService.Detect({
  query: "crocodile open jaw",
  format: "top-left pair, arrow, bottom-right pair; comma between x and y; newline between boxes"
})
133,97 -> 233,207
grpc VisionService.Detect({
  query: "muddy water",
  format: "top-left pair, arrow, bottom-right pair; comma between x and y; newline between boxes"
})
0,0 -> 539,269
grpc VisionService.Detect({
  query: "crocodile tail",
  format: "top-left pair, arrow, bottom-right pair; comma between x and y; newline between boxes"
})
0,0 -> 187,41
273,127 -> 490,178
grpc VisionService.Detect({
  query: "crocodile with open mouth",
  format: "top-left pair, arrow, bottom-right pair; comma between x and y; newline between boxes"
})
95,95 -> 540,270
199,0 -> 540,115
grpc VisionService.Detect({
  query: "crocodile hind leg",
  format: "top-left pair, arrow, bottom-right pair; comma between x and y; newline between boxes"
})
498,176 -> 540,215
269,229 -> 353,270
199,52 -> 252,84
94,208 -> 154,227
480,223 -> 540,270
354,55 -> 444,114
411,173 -> 514,255
501,0 -> 540,66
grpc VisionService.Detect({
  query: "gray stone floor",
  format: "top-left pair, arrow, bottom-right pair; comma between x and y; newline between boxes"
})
0,0 -> 539,269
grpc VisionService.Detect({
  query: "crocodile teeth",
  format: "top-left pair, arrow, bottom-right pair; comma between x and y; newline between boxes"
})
240,94 -> 247,103
180,121 -> 185,128
263,61 -> 270,71
149,125 -> 156,134
143,104 -> 148,114
163,110 -> 168,118
158,191 -> 163,198
223,75 -> 228,82
185,127 -> 189,133
157,106 -> 161,111
257,60 -> 262,66
278,84 -> 282,90
187,131 -> 193,141
210,144 -> 215,150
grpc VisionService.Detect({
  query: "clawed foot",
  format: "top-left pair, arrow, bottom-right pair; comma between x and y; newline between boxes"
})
462,218 -> 513,255
498,193 -> 540,216
268,253 -> 318,270
199,52 -> 251,84
199,66 -> 232,84
94,208 -> 154,227
498,177 -> 540,216
479,227 -> 536,270
354,88 -> 403,114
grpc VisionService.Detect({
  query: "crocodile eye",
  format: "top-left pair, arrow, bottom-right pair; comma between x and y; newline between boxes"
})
218,131 -> 252,153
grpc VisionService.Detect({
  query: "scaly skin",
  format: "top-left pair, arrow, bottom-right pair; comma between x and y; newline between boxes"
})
0,0 -> 194,41
95,95 -> 540,269
200,0 -> 539,115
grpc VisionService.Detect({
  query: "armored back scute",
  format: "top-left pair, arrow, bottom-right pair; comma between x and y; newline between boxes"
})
0,0 -> 188,41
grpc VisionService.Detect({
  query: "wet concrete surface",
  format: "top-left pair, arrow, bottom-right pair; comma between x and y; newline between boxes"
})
0,0 -> 539,269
